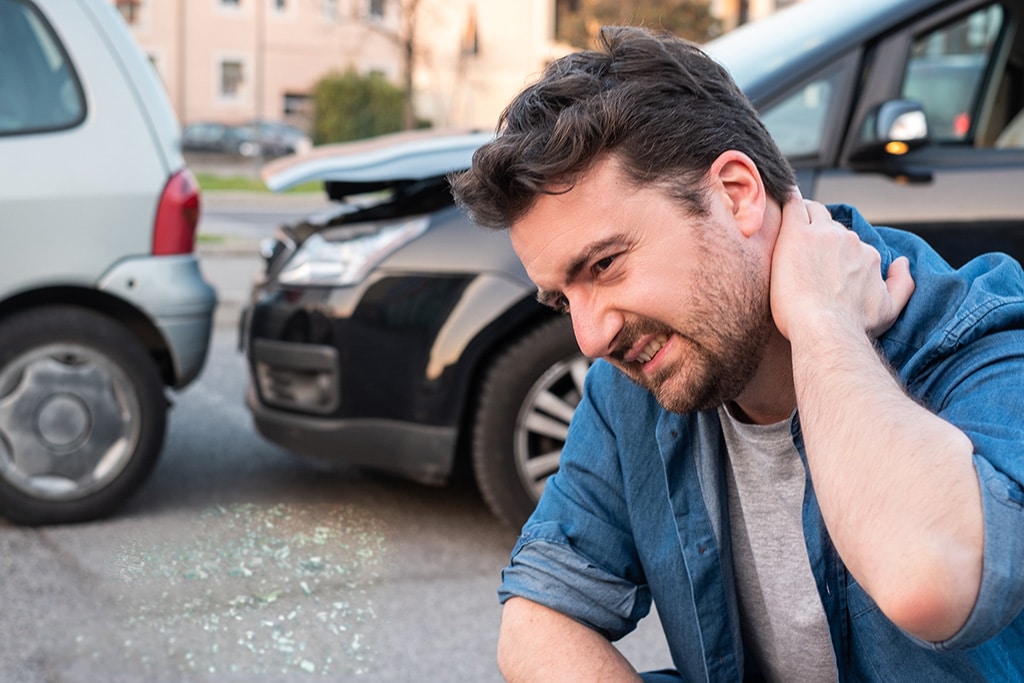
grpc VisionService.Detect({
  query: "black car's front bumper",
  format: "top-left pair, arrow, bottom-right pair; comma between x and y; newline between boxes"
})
241,267 -> 543,485
245,382 -> 457,485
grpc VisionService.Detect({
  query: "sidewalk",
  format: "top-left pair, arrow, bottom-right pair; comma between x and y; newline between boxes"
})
195,188 -> 333,328
197,248 -> 262,330
194,191 -> 283,328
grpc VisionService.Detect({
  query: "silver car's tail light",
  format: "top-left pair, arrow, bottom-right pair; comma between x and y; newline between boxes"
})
152,168 -> 201,255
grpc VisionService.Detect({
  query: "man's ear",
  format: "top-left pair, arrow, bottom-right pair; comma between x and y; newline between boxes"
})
708,150 -> 766,238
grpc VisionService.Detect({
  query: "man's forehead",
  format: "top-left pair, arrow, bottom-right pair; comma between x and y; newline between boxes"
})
509,193 -> 591,260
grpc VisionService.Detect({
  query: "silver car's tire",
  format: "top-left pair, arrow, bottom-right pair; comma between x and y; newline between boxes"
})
0,307 -> 166,525
472,317 -> 590,529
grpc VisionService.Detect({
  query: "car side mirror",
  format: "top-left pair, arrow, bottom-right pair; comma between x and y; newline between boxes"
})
850,99 -> 930,162
849,99 -> 933,183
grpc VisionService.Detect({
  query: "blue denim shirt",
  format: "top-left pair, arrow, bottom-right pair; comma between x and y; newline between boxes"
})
499,205 -> 1024,681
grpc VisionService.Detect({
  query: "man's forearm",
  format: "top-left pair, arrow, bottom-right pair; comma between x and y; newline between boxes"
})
498,597 -> 642,682
790,313 -> 983,641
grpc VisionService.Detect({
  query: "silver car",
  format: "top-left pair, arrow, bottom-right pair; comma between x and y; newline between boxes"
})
0,0 -> 217,524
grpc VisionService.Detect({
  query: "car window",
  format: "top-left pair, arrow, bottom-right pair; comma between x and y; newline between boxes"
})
0,0 -> 84,135
901,3 -> 1018,146
184,122 -> 225,144
760,72 -> 837,159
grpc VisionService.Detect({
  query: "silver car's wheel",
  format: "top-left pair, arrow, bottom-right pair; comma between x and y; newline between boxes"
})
472,317 -> 589,529
0,343 -> 141,499
0,307 -> 166,525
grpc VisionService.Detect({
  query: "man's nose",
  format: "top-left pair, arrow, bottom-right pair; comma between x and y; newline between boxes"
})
569,297 -> 620,359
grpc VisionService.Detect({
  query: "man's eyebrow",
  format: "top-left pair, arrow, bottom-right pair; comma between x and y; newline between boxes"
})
563,236 -> 627,283
534,236 -> 628,309
535,288 -> 563,309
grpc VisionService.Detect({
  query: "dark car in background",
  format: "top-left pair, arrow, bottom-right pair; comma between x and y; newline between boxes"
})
246,119 -> 313,156
183,120 -> 311,159
242,0 -> 1024,528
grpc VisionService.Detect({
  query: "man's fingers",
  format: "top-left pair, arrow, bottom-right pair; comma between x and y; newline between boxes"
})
886,256 -> 916,312
779,193 -> 807,228
803,199 -> 831,221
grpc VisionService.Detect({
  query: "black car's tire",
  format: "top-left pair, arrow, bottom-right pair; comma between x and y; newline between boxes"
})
472,317 -> 591,529
0,306 -> 167,525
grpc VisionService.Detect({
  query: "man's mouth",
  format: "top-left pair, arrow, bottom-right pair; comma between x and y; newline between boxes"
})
636,333 -> 669,364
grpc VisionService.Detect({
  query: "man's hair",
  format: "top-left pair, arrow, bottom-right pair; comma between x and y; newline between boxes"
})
451,25 -> 796,229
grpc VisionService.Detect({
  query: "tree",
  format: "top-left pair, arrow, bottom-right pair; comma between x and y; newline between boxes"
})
296,0 -> 427,134
311,68 -> 405,144
362,0 -> 424,130
556,0 -> 721,48
398,0 -> 421,130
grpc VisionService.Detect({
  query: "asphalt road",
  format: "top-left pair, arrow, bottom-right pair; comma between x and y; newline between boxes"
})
0,193 -> 672,682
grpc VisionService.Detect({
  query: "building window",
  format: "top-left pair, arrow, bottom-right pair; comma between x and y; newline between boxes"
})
220,60 -> 244,97
115,0 -> 141,24
368,0 -> 384,21
273,0 -> 286,10
322,0 -> 337,20
220,0 -> 240,7
283,92 -> 311,116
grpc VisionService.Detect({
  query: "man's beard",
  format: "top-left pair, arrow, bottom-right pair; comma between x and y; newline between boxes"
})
609,246 -> 773,414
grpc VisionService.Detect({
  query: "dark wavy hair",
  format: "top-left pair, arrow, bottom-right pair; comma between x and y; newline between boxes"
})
450,25 -> 795,229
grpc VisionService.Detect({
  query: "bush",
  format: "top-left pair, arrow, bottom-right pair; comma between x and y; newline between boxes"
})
311,68 -> 406,144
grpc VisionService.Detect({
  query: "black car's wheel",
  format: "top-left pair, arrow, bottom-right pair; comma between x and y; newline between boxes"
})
472,317 -> 591,529
0,307 -> 167,525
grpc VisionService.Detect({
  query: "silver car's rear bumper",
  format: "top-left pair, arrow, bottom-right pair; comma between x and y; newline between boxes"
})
99,254 -> 217,387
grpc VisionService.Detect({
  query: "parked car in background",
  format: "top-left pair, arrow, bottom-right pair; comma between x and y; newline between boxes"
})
182,121 -> 247,155
0,0 -> 217,524
183,120 -> 310,159
242,0 -> 1024,529
246,119 -> 313,156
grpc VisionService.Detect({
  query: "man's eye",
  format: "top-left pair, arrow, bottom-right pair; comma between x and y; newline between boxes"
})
593,256 -> 614,273
554,295 -> 570,314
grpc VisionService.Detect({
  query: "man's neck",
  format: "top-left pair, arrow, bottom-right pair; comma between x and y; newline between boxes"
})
729,328 -> 795,425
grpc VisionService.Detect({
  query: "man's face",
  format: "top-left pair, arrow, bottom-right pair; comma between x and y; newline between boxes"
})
509,156 -> 774,414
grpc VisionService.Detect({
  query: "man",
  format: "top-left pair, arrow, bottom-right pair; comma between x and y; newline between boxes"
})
451,26 -> 1024,682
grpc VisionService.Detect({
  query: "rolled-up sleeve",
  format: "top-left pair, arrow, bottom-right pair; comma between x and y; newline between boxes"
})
499,521 -> 652,641
936,454 -> 1024,648
913,325 -> 1024,649
498,361 -> 652,642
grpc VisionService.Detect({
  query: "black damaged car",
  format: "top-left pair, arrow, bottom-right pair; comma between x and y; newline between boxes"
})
241,131 -> 585,528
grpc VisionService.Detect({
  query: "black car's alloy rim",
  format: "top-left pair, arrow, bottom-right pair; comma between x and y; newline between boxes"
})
512,354 -> 591,501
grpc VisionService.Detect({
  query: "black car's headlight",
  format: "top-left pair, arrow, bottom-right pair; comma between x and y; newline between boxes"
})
277,216 -> 430,286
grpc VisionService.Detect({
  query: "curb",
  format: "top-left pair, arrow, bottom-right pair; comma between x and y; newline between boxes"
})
201,190 -> 330,210
196,234 -> 263,256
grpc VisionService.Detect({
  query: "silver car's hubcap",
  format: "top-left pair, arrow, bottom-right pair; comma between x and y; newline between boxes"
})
514,355 -> 591,501
0,344 -> 140,500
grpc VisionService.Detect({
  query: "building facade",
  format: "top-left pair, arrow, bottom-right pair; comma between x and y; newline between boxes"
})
710,0 -> 800,31
113,0 -> 796,134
